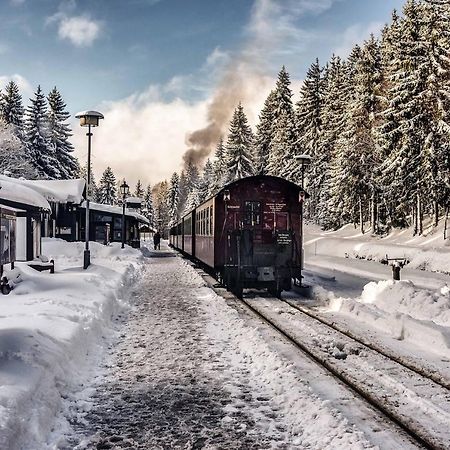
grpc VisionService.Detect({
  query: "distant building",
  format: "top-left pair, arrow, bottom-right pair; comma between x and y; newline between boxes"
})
0,176 -> 50,269
0,176 -> 150,270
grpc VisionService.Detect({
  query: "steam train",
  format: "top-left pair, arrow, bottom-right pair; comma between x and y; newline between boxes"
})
169,175 -> 305,297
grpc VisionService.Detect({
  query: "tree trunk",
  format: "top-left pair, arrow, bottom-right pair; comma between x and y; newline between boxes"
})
413,201 -> 417,236
417,193 -> 423,236
359,196 -> 364,234
434,199 -> 439,227
371,189 -> 377,234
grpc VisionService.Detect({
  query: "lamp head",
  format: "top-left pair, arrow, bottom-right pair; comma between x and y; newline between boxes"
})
294,154 -> 312,166
120,180 -> 130,197
75,110 -> 104,127
223,190 -> 231,202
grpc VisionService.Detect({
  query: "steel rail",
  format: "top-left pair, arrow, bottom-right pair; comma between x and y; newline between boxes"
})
283,298 -> 450,391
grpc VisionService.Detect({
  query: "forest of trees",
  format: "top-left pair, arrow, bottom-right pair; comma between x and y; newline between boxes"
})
1,0 -> 448,237
0,82 -> 79,179
0,83 -> 156,227
160,0 -> 449,237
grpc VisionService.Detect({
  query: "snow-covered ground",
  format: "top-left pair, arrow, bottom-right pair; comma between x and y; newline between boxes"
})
1,219 -> 449,449
303,222 -> 450,383
0,238 -> 143,450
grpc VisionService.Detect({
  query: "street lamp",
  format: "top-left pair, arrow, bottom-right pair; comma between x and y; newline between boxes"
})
120,180 -> 130,249
294,154 -> 312,287
75,110 -> 104,269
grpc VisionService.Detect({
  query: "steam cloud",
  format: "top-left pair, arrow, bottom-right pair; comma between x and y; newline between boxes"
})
183,64 -> 267,168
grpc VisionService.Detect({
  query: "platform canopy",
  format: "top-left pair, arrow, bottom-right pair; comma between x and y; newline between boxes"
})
0,177 -> 50,211
0,175 -> 86,205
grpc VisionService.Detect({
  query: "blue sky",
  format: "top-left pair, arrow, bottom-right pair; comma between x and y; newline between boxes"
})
1,0 -> 406,185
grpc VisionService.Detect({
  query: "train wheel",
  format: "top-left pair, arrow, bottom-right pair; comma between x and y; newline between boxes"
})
268,282 -> 282,298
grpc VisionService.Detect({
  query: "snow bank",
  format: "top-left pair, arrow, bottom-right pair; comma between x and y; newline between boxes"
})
322,280 -> 450,358
0,238 -> 143,450
305,222 -> 450,275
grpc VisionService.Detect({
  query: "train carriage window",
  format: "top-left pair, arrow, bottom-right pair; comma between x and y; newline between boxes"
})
244,201 -> 261,226
210,206 -> 213,235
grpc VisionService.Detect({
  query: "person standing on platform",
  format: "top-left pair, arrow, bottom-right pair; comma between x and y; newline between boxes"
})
153,231 -> 161,250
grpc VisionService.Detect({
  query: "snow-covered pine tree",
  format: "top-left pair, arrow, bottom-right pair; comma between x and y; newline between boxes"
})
211,138 -> 227,194
24,85 -> 60,179
315,56 -> 348,229
198,159 -> 214,202
80,163 -> 98,201
267,67 -> 297,176
153,180 -> 170,233
47,87 -> 80,179
421,0 -> 450,228
254,90 -> 276,175
0,81 -> 24,136
0,119 -> 36,178
144,184 -> 155,228
225,103 -> 254,182
183,161 -> 201,214
178,170 -> 188,217
293,59 -> 323,218
134,179 -> 145,199
332,37 -> 383,233
168,172 -> 180,227
379,0 -> 435,234
98,167 -> 118,205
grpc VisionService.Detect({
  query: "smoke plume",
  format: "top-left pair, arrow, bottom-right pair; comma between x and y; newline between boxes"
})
183,63 -> 266,168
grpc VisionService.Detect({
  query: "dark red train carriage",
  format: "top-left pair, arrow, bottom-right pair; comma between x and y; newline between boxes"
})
170,175 -> 304,297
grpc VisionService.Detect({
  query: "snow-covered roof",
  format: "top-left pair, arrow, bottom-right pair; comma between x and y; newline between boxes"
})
0,175 -> 86,204
0,178 -> 51,210
81,201 -> 150,224
126,196 -> 143,204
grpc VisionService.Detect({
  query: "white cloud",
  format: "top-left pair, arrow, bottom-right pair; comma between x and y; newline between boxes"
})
71,0 -> 326,185
71,72 -> 279,187
333,21 -> 384,58
10,0 -> 26,5
0,74 -> 33,97
58,15 -> 102,47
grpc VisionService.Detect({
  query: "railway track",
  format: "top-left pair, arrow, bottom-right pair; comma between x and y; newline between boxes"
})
238,295 -> 450,450
189,260 -> 450,450
283,297 -> 450,390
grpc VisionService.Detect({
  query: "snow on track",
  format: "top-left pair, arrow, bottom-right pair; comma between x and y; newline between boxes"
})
60,244 -> 417,449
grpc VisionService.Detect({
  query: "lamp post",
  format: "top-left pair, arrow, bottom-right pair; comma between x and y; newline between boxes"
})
75,110 -> 104,269
294,154 -> 312,287
120,180 -> 130,249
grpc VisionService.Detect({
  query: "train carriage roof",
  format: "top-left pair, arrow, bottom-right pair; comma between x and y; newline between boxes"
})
180,175 -> 307,221
216,175 -> 302,196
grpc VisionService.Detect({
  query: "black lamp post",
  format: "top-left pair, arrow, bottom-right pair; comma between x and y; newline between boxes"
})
295,154 -> 312,287
120,180 -> 130,249
75,110 -> 104,269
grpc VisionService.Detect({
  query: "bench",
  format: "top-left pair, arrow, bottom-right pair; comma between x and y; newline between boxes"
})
28,259 -> 55,274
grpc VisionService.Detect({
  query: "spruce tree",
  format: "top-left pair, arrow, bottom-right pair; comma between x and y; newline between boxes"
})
211,138 -> 227,194
134,179 -> 145,199
24,85 -> 60,179
98,167 -> 118,205
254,90 -> 276,175
144,184 -> 155,228
315,56 -> 348,229
225,103 -> 254,182
267,67 -> 297,176
168,172 -> 180,226
183,161 -> 201,213
47,87 -> 79,179
379,0 -> 435,234
199,159 -> 214,202
80,163 -> 98,202
0,119 -> 36,178
1,81 -> 24,135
